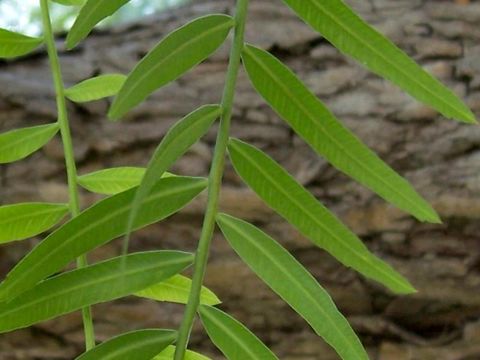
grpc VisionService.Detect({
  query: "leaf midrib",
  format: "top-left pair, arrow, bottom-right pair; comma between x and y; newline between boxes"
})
245,47 -> 433,221
96,333 -> 174,360
0,256 -> 188,319
0,38 -> 42,45
223,218 -> 355,357
232,142 -> 407,290
306,0 -> 470,120
126,106 -> 220,241
112,19 -> 232,116
1,180 -> 203,297
202,310 -> 260,359
0,205 -> 67,226
70,0 -> 110,44
66,75 -> 126,99
0,124 -> 58,159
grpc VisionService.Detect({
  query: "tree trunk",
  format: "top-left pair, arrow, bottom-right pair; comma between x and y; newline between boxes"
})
1,0 -> 480,359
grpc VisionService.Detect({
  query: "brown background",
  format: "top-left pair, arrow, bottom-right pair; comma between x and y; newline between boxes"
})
1,0 -> 480,359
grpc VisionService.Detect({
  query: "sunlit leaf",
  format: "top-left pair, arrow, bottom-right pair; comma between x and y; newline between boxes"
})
0,203 -> 69,244
51,0 -> 86,6
216,214 -> 368,360
78,167 -> 146,195
65,74 -> 126,103
66,0 -> 131,49
279,0 -> 475,123
123,104 -> 221,253
199,305 -> 279,360
136,274 -> 221,306
0,124 -> 59,164
228,138 -> 415,294
0,251 -> 193,333
0,176 -> 207,301
155,346 -> 211,360
0,28 -> 43,58
242,45 -> 440,223
108,16 -> 234,119
76,329 -> 176,360
78,167 -> 175,195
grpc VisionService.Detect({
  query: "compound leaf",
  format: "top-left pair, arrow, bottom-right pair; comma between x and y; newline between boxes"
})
0,251 -> 193,333
199,305 -> 279,360
279,0 -> 475,123
216,214 -> 368,360
0,124 -> 59,164
228,138 -> 415,294
0,176 -> 207,301
155,346 -> 211,360
0,29 -> 43,58
0,203 -> 69,244
108,16 -> 234,119
76,329 -> 176,360
66,0 -> 131,49
65,74 -> 126,103
136,274 -> 220,306
242,45 -> 440,224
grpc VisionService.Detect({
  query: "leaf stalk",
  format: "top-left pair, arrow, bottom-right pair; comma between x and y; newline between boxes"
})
173,0 -> 250,358
39,0 -> 95,350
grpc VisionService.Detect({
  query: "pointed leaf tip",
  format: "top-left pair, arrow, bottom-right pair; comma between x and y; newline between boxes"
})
0,176 -> 207,302
0,123 -> 59,164
65,74 -> 126,103
0,251 -> 193,333
241,45 -> 440,224
135,274 -> 221,306
0,203 -> 69,244
279,0 -> 475,123
66,0 -> 131,49
227,138 -> 416,295
0,28 -> 43,58
108,15 -> 234,120
215,214 -> 369,360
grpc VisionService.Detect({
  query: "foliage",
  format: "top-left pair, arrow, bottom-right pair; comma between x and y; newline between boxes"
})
0,0 -> 189,35
0,0 -> 475,359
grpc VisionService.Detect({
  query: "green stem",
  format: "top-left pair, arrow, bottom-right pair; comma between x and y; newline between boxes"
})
40,0 -> 95,351
174,0 -> 249,358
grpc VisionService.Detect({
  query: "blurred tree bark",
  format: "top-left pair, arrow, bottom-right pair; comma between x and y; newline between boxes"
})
1,0 -> 480,359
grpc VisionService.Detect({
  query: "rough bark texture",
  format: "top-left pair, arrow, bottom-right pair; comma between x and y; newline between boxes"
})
1,0 -> 480,359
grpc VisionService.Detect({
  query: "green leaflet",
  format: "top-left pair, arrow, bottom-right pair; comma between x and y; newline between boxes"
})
136,274 -> 221,306
78,167 -> 146,195
199,305 -> 279,360
78,167 -> 175,195
66,0 -> 131,49
155,346 -> 212,360
0,251 -> 193,333
108,16 -> 234,119
0,176 -> 207,302
0,123 -> 59,164
51,0 -> 85,6
65,74 -> 126,103
76,329 -> 176,360
279,0 -> 475,123
123,104 -> 221,254
216,214 -> 368,360
242,44 -> 440,224
228,138 -> 415,294
0,203 -> 69,244
0,28 -> 43,58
